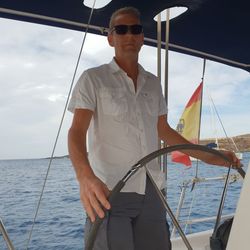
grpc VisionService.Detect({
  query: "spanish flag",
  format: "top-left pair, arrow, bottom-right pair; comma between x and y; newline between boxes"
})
171,82 -> 203,166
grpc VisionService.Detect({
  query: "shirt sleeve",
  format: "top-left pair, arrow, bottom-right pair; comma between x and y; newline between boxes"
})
68,71 -> 96,113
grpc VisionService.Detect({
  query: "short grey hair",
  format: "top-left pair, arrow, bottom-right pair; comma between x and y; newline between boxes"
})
109,7 -> 141,29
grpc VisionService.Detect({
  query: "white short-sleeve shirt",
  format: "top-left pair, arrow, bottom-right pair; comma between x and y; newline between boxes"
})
68,59 -> 168,194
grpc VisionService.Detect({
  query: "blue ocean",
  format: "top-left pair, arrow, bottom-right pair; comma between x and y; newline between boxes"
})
1,153 -> 249,250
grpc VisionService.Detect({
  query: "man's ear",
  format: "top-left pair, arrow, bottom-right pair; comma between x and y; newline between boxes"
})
107,33 -> 114,47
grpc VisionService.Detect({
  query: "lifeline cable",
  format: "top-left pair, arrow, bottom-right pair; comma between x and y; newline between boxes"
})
85,144 -> 245,250
25,1 -> 97,249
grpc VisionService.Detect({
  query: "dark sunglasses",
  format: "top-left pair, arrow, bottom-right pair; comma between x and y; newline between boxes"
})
111,24 -> 143,35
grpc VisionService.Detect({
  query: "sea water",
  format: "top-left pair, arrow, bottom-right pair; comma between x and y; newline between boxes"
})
1,153 -> 249,250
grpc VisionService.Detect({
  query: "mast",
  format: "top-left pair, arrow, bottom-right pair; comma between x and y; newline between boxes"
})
198,59 -> 206,144
193,59 -> 206,184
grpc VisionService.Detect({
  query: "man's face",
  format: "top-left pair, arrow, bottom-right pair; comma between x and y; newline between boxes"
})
108,14 -> 144,58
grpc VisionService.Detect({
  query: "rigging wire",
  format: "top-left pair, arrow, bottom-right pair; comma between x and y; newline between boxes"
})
184,183 -> 197,234
208,93 -> 238,152
25,0 -> 97,249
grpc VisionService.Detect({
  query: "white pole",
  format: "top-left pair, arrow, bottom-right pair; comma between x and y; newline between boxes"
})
163,9 -> 170,176
157,13 -> 162,168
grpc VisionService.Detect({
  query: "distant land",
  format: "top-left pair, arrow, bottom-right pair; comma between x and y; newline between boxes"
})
50,134 -> 250,159
200,133 -> 250,152
44,155 -> 69,160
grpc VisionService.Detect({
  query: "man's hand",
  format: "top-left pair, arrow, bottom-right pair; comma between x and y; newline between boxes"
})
206,150 -> 241,168
79,173 -> 111,222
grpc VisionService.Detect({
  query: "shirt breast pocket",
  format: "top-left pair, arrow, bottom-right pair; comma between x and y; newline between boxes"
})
141,92 -> 158,116
99,88 -> 128,116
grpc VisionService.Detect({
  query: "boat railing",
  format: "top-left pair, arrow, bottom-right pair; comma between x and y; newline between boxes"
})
171,173 -> 242,238
0,217 -> 15,250
179,213 -> 234,225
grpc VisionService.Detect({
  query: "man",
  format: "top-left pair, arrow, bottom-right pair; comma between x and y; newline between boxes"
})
68,7 -> 240,250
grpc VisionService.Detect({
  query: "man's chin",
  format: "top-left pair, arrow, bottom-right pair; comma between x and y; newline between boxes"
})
123,48 -> 140,55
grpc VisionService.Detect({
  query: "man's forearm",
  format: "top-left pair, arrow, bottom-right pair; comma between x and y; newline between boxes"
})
68,128 -> 94,182
158,117 -> 221,163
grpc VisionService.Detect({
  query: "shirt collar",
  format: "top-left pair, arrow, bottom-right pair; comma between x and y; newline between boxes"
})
108,58 -> 148,78
109,58 -> 121,73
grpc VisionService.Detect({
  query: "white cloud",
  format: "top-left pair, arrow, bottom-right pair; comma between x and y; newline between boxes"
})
48,94 -> 67,102
61,37 -> 74,45
23,62 -> 35,69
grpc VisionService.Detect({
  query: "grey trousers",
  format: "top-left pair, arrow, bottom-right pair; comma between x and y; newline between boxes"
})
84,178 -> 171,250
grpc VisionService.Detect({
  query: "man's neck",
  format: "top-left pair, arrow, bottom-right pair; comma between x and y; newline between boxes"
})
114,56 -> 139,89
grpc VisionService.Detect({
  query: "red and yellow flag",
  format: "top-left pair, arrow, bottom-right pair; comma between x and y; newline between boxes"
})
171,82 -> 203,166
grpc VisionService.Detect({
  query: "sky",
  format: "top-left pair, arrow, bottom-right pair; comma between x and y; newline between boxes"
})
0,17 -> 249,160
